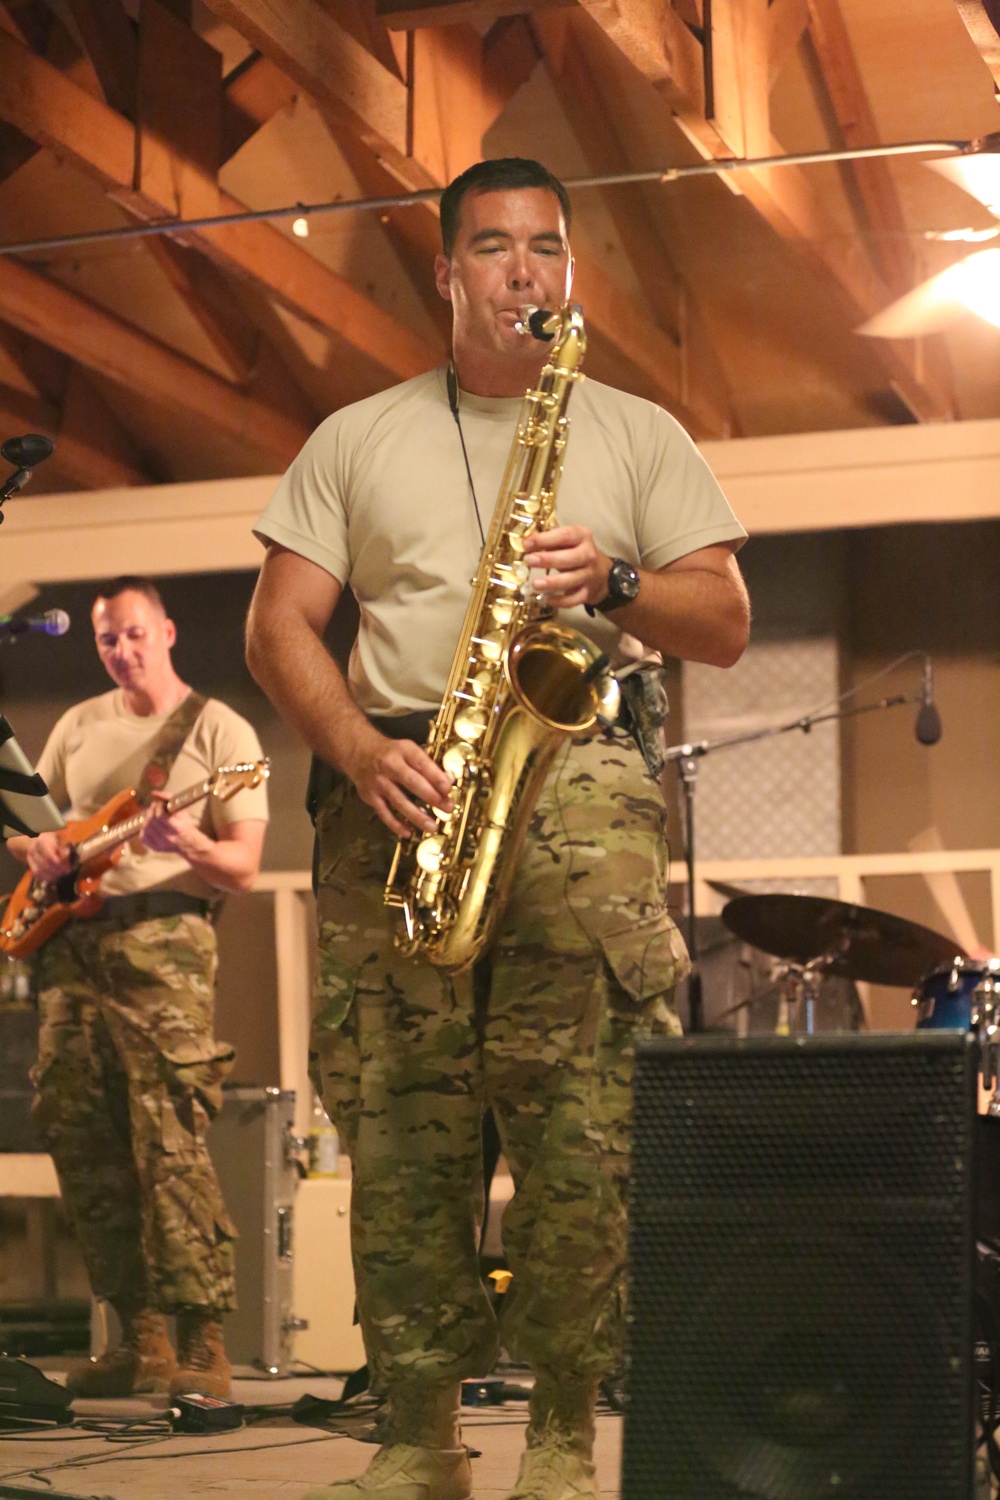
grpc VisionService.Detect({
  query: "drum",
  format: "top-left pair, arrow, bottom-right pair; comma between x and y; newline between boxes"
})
913,956 -> 1000,1030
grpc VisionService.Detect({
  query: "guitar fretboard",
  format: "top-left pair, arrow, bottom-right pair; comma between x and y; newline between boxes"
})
73,777 -> 216,865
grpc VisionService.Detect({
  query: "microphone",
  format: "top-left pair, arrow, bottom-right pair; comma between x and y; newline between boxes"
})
1,432 -> 55,508
915,656 -> 943,746
0,609 -> 71,640
1,434 -> 55,469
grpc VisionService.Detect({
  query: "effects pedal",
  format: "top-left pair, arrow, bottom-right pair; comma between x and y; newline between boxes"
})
170,1392 -> 245,1433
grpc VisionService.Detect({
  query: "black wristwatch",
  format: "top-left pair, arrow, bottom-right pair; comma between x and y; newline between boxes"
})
587,557 -> 640,616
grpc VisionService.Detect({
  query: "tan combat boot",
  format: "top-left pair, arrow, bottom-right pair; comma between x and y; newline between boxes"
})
66,1306 -> 176,1397
503,1375 -> 599,1500
169,1307 -> 232,1399
300,1380 -> 471,1500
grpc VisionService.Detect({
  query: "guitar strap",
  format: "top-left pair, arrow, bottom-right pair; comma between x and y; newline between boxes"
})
135,691 -> 208,807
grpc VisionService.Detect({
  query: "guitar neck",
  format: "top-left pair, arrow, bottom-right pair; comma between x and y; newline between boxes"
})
74,777 -> 215,865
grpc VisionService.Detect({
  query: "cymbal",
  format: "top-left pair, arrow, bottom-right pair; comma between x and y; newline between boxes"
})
720,893 -> 964,988
706,878 -> 756,903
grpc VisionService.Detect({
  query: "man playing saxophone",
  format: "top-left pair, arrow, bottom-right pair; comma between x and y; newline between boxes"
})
246,157 -> 749,1500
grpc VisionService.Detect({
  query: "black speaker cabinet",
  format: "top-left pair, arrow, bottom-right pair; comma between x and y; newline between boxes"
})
623,1032 -> 977,1500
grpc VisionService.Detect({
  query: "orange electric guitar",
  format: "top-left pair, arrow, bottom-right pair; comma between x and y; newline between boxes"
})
0,760 -> 269,959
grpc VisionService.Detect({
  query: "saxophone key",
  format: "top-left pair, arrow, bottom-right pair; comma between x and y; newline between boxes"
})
416,835 -> 446,874
471,633 -> 503,663
442,742 -> 474,779
453,706 -> 488,742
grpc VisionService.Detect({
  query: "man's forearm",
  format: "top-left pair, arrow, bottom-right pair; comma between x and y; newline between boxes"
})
608,563 -> 749,666
172,832 -> 262,894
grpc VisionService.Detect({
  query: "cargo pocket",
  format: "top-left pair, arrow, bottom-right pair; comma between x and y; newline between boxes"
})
598,910 -> 690,1033
158,1062 -> 239,1243
164,1037 -> 237,1119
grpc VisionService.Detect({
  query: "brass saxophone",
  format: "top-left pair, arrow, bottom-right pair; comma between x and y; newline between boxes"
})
383,301 -> 620,972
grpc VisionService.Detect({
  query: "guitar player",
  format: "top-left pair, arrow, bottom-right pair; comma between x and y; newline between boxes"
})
4,576 -> 268,1401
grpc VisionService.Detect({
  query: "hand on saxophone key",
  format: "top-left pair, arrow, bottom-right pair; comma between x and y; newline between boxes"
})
523,526 -> 611,611
346,726 -> 455,840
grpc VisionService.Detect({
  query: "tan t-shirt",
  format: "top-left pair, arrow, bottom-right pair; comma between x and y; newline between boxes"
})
36,691 -> 269,899
254,368 -> 746,716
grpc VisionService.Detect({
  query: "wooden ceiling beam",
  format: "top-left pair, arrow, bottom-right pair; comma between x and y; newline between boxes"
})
705,0 -> 770,162
0,322 -> 57,399
332,132 -> 452,341
136,0 -> 221,220
0,261 -> 312,466
143,240 -> 259,385
322,13 -> 538,340
320,0 -> 406,79
62,0 -> 136,117
410,22 -> 493,186
802,0 -> 952,405
570,251 -> 726,434
319,10 -> 718,428
576,0 -> 708,119
220,53 -> 299,162
483,12 -> 542,105
805,0 -> 912,294
0,375 -> 151,490
575,0 -> 954,422
954,0 -> 1000,93
197,0 -> 434,190
533,10 -> 736,437
768,0 -> 809,89
376,0 -> 576,28
0,29 -> 442,388
60,366 -> 158,487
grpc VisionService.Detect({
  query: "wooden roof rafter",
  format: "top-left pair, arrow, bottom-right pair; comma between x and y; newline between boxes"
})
0,260 -> 312,467
198,0 -> 731,432
0,27 -> 443,396
567,0 -> 955,422
0,354 -> 154,492
0,318 -> 156,490
374,0 -> 955,422
954,0 -> 1000,93
531,7 -> 737,436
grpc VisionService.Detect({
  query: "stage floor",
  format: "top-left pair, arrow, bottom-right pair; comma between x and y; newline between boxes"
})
0,1367 -> 623,1498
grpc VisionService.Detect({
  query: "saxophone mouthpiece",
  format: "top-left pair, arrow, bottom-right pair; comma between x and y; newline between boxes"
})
513,305 -> 557,341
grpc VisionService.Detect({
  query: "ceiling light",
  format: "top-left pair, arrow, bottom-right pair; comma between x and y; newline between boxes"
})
924,226 -> 1000,242
939,248 -> 1000,328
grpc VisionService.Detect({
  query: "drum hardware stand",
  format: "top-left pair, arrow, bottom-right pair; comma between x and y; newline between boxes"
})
973,965 -> 1000,1115
773,949 -> 845,1035
665,653 -> 929,1033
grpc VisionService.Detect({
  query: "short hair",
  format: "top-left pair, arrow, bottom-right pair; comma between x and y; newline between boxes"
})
93,576 -> 166,614
439,158 -> 572,256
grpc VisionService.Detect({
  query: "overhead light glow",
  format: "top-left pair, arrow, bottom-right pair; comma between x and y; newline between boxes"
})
292,217 -> 309,238
940,249 -> 1000,329
925,225 -> 1000,242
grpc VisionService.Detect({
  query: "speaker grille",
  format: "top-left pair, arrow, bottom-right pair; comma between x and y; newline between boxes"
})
623,1033 -> 976,1500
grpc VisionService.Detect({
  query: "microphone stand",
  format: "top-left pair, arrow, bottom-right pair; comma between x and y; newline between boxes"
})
668,689 -> 918,1033
0,464 -> 32,520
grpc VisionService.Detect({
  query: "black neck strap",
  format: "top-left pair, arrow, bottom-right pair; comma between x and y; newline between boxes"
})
447,362 -> 486,550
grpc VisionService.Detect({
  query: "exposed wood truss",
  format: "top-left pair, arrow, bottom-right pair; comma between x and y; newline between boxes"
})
954,0 -> 1000,92
0,0 -> 997,502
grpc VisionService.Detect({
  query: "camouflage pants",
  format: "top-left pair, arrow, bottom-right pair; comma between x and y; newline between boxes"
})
32,912 -> 238,1312
311,731 -> 689,1388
